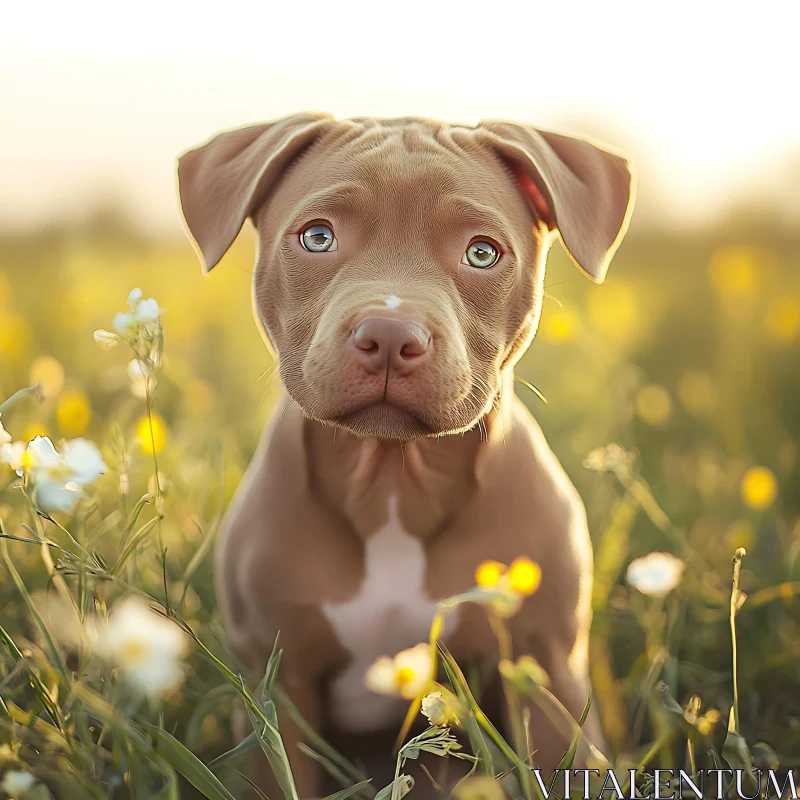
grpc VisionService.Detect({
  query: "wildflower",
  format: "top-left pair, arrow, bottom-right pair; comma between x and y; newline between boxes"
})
56,388 -> 91,437
26,435 -> 106,514
541,307 -> 580,343
0,770 -> 37,796
473,556 -> 542,618
475,560 -> 504,589
0,441 -> 25,472
365,643 -> 433,700
583,443 -> 634,474
112,288 -> 164,338
740,466 -> 777,511
97,597 -> 187,698
626,552 -> 685,597
507,557 -> 541,594
93,329 -> 120,348
136,414 -> 167,455
421,689 -> 461,727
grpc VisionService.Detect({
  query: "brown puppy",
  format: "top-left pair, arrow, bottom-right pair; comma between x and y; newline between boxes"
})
177,114 -> 634,794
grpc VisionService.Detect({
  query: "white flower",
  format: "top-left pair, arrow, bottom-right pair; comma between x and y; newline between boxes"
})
0,415 -> 11,446
0,770 -> 37,796
112,288 -> 164,337
0,441 -> 26,473
136,298 -> 162,323
421,692 -> 449,727
93,329 -> 120,348
27,436 -> 106,514
365,643 -> 433,700
626,552 -> 685,597
97,597 -> 187,697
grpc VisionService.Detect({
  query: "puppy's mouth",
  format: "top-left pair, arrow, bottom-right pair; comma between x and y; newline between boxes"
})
329,401 -> 436,440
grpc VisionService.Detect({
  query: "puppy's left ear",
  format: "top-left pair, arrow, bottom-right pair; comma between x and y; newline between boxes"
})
478,121 -> 636,283
177,112 -> 334,272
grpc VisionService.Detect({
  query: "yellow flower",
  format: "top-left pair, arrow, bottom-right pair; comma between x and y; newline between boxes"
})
507,557 -> 542,595
741,466 -> 777,511
540,307 -> 580,343
635,384 -> 672,426
0,313 -> 31,362
136,414 -> 167,455
364,643 -> 433,700
473,557 -> 542,618
765,298 -> 800,342
29,356 -> 65,399
475,560 -> 504,589
22,423 -> 48,442
708,247 -> 758,296
56,388 -> 92,437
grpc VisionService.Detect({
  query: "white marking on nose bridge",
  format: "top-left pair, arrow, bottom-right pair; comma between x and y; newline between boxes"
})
322,494 -> 452,732
383,295 -> 403,310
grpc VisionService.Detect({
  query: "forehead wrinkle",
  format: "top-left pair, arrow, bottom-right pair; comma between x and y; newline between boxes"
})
438,194 -> 514,246
284,181 -> 373,227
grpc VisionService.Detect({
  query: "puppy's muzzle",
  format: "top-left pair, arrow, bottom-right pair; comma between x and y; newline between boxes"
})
350,316 -> 432,378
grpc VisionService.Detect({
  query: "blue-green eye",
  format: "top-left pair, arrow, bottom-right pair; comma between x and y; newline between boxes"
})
300,223 -> 337,252
463,240 -> 500,269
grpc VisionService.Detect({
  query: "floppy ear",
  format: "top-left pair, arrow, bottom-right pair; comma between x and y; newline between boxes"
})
478,121 -> 636,283
177,112 -> 334,272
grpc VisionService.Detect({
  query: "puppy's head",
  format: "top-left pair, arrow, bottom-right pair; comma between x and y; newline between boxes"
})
177,114 -> 634,439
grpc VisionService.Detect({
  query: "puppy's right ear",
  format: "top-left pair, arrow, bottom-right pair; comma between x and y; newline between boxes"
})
177,113 -> 333,272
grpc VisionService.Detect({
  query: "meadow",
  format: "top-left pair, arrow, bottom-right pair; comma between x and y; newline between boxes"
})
0,202 -> 798,798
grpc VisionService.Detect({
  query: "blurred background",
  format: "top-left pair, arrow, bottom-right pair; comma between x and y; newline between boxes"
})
2,0 -> 799,776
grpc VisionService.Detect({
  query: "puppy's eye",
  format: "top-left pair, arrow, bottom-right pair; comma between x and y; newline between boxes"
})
463,240 -> 500,269
300,223 -> 337,252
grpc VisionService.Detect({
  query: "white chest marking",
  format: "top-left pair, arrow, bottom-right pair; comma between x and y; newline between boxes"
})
383,295 -> 403,310
322,496 -> 440,732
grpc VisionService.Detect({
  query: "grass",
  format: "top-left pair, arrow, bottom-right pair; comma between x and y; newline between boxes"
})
0,210 -> 798,796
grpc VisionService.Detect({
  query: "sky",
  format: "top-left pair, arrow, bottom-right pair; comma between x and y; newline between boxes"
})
2,0 -> 799,234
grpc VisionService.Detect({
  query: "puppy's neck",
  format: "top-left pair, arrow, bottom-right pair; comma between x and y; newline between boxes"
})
302,395 -> 509,541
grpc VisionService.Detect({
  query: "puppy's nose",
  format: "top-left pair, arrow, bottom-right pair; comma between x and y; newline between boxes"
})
351,317 -> 432,376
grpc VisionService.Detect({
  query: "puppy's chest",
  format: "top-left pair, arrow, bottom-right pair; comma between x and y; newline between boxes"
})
321,497 -> 444,732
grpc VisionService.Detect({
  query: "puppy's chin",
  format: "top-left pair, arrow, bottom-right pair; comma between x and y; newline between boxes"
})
300,400 -> 482,441
331,403 -> 435,440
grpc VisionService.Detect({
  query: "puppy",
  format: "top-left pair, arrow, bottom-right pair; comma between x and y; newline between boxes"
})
177,113 -> 634,794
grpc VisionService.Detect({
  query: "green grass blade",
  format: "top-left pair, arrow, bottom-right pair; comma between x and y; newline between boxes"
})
322,779 -> 374,800
112,516 -> 160,574
142,722 -> 237,800
555,690 -> 592,770
207,730 -> 258,771
246,703 -> 300,800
